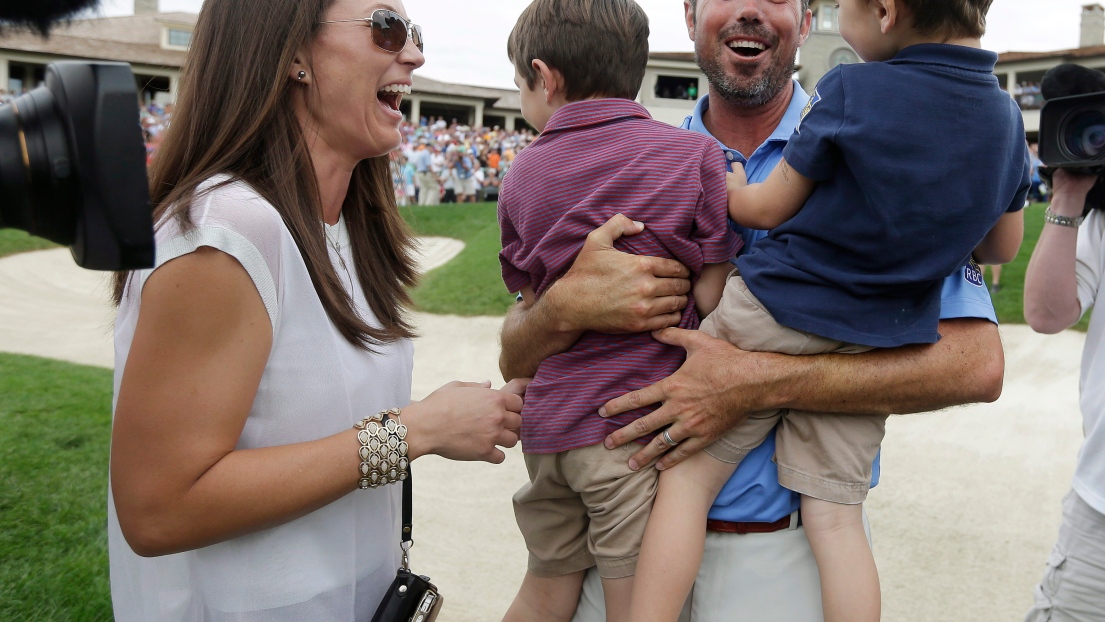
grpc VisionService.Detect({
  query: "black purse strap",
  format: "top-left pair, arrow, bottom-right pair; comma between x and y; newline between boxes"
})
402,467 -> 413,546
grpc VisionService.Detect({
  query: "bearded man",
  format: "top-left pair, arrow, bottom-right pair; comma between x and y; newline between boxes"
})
499,1 -> 1004,619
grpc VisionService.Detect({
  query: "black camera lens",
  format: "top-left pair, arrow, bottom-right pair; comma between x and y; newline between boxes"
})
0,62 -> 153,270
0,86 -> 78,245
1064,109 -> 1105,161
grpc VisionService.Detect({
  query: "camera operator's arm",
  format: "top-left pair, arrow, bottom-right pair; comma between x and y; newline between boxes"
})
499,215 -> 691,380
974,211 -> 1024,265
1025,170 -> 1099,333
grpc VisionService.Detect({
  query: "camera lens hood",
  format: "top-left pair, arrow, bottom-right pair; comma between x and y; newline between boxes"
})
47,62 -> 154,270
0,62 -> 154,270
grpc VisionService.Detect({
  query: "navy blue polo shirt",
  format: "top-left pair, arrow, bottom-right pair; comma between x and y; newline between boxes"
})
684,84 -> 1000,524
738,44 -> 1030,348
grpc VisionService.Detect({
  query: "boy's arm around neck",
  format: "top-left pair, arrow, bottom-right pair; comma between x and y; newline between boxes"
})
726,159 -> 815,231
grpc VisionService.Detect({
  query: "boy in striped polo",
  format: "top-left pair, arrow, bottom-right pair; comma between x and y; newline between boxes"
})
497,0 -> 740,619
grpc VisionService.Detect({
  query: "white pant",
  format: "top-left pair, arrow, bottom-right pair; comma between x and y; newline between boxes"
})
1025,491 -> 1105,622
417,172 -> 439,205
571,512 -> 871,622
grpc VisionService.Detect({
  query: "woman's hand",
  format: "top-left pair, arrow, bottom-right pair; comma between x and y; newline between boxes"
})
403,380 -> 527,464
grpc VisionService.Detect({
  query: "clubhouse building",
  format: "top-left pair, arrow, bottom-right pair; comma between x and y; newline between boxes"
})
1,0 -> 1101,138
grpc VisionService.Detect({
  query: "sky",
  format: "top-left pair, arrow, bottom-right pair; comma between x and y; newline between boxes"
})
87,0 -> 1091,89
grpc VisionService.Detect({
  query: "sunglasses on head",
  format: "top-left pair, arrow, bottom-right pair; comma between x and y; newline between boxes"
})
320,9 -> 424,53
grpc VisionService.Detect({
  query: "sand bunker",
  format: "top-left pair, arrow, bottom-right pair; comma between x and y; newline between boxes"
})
0,243 -> 1086,621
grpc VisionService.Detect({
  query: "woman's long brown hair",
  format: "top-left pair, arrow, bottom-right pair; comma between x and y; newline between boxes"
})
113,0 -> 419,349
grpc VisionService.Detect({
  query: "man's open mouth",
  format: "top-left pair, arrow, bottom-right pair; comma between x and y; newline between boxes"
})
378,83 -> 411,112
727,40 -> 768,59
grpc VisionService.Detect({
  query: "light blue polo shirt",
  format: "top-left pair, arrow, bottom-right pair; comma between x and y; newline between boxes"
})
683,82 -> 999,523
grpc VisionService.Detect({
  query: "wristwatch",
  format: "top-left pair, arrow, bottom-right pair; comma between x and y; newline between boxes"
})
1044,207 -> 1084,228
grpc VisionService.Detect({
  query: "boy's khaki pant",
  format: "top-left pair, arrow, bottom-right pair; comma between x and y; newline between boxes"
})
700,273 -> 884,504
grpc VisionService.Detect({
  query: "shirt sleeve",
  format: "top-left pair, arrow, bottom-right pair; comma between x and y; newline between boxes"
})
693,141 -> 744,264
497,188 -> 532,294
131,183 -> 283,332
781,67 -> 846,181
1007,136 -> 1031,213
1077,210 -> 1105,315
938,265 -> 997,323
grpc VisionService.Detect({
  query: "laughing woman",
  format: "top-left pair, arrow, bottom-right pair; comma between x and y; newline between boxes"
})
107,0 -> 523,620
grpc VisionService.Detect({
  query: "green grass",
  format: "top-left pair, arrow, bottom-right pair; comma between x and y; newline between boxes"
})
0,353 -> 114,621
400,201 -> 1089,329
0,229 -> 56,259
401,202 -> 517,316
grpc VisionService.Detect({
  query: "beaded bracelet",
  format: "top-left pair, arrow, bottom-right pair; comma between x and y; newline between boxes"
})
354,408 -> 409,489
1044,207 -> 1084,228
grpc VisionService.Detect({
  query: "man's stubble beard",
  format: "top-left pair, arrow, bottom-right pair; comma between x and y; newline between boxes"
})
696,26 -> 797,109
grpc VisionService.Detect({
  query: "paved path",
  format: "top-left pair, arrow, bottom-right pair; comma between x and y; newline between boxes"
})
0,243 -> 1086,621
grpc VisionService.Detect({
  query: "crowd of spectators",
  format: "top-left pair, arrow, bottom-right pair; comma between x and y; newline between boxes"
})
654,81 -> 698,101
1013,81 -> 1043,110
392,117 -> 537,205
0,88 -> 26,103
140,106 -> 535,203
140,102 -> 173,166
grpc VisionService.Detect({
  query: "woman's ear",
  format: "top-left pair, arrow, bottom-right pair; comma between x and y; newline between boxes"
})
532,59 -> 564,104
290,54 -> 310,84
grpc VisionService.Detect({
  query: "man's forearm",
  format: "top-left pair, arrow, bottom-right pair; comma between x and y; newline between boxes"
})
499,299 -> 582,380
1024,178 -> 1090,333
770,318 -> 1003,416
601,318 -> 1004,469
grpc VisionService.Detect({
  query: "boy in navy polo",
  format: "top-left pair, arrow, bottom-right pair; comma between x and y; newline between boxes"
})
497,1 -> 741,620
632,0 -> 1030,620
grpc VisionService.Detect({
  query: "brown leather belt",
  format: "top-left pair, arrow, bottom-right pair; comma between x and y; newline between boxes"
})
706,511 -> 801,535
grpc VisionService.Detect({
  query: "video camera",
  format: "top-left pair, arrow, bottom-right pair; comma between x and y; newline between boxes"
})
1038,64 -> 1105,212
0,0 -> 154,270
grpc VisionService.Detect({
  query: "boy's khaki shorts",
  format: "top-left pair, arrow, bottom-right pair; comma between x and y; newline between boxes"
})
513,442 -> 658,579
699,273 -> 884,505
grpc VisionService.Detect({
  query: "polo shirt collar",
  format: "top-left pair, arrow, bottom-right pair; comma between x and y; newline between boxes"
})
683,80 -> 810,160
890,43 -> 998,73
542,99 -> 652,134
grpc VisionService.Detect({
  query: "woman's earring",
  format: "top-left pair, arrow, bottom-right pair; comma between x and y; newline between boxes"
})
297,71 -> 307,81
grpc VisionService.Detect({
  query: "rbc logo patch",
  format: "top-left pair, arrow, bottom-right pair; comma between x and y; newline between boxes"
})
965,259 -> 985,288
797,88 -> 821,134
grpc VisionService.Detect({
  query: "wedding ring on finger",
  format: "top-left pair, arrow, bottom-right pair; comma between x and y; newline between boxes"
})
661,429 -> 679,448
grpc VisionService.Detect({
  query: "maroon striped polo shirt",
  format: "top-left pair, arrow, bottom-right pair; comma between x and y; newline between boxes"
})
499,99 -> 740,454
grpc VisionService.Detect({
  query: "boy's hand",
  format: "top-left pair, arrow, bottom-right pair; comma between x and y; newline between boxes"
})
727,163 -> 748,190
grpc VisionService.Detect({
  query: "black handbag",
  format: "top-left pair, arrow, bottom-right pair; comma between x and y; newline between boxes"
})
370,468 -> 444,622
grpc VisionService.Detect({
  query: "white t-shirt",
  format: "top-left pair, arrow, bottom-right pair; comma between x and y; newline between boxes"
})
1074,208 -> 1105,514
109,175 -> 414,621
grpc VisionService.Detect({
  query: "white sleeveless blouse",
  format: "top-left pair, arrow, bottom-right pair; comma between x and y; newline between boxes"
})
109,175 -> 414,621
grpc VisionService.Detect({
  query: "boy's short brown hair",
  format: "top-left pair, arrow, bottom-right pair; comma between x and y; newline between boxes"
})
897,0 -> 994,39
507,0 -> 649,102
